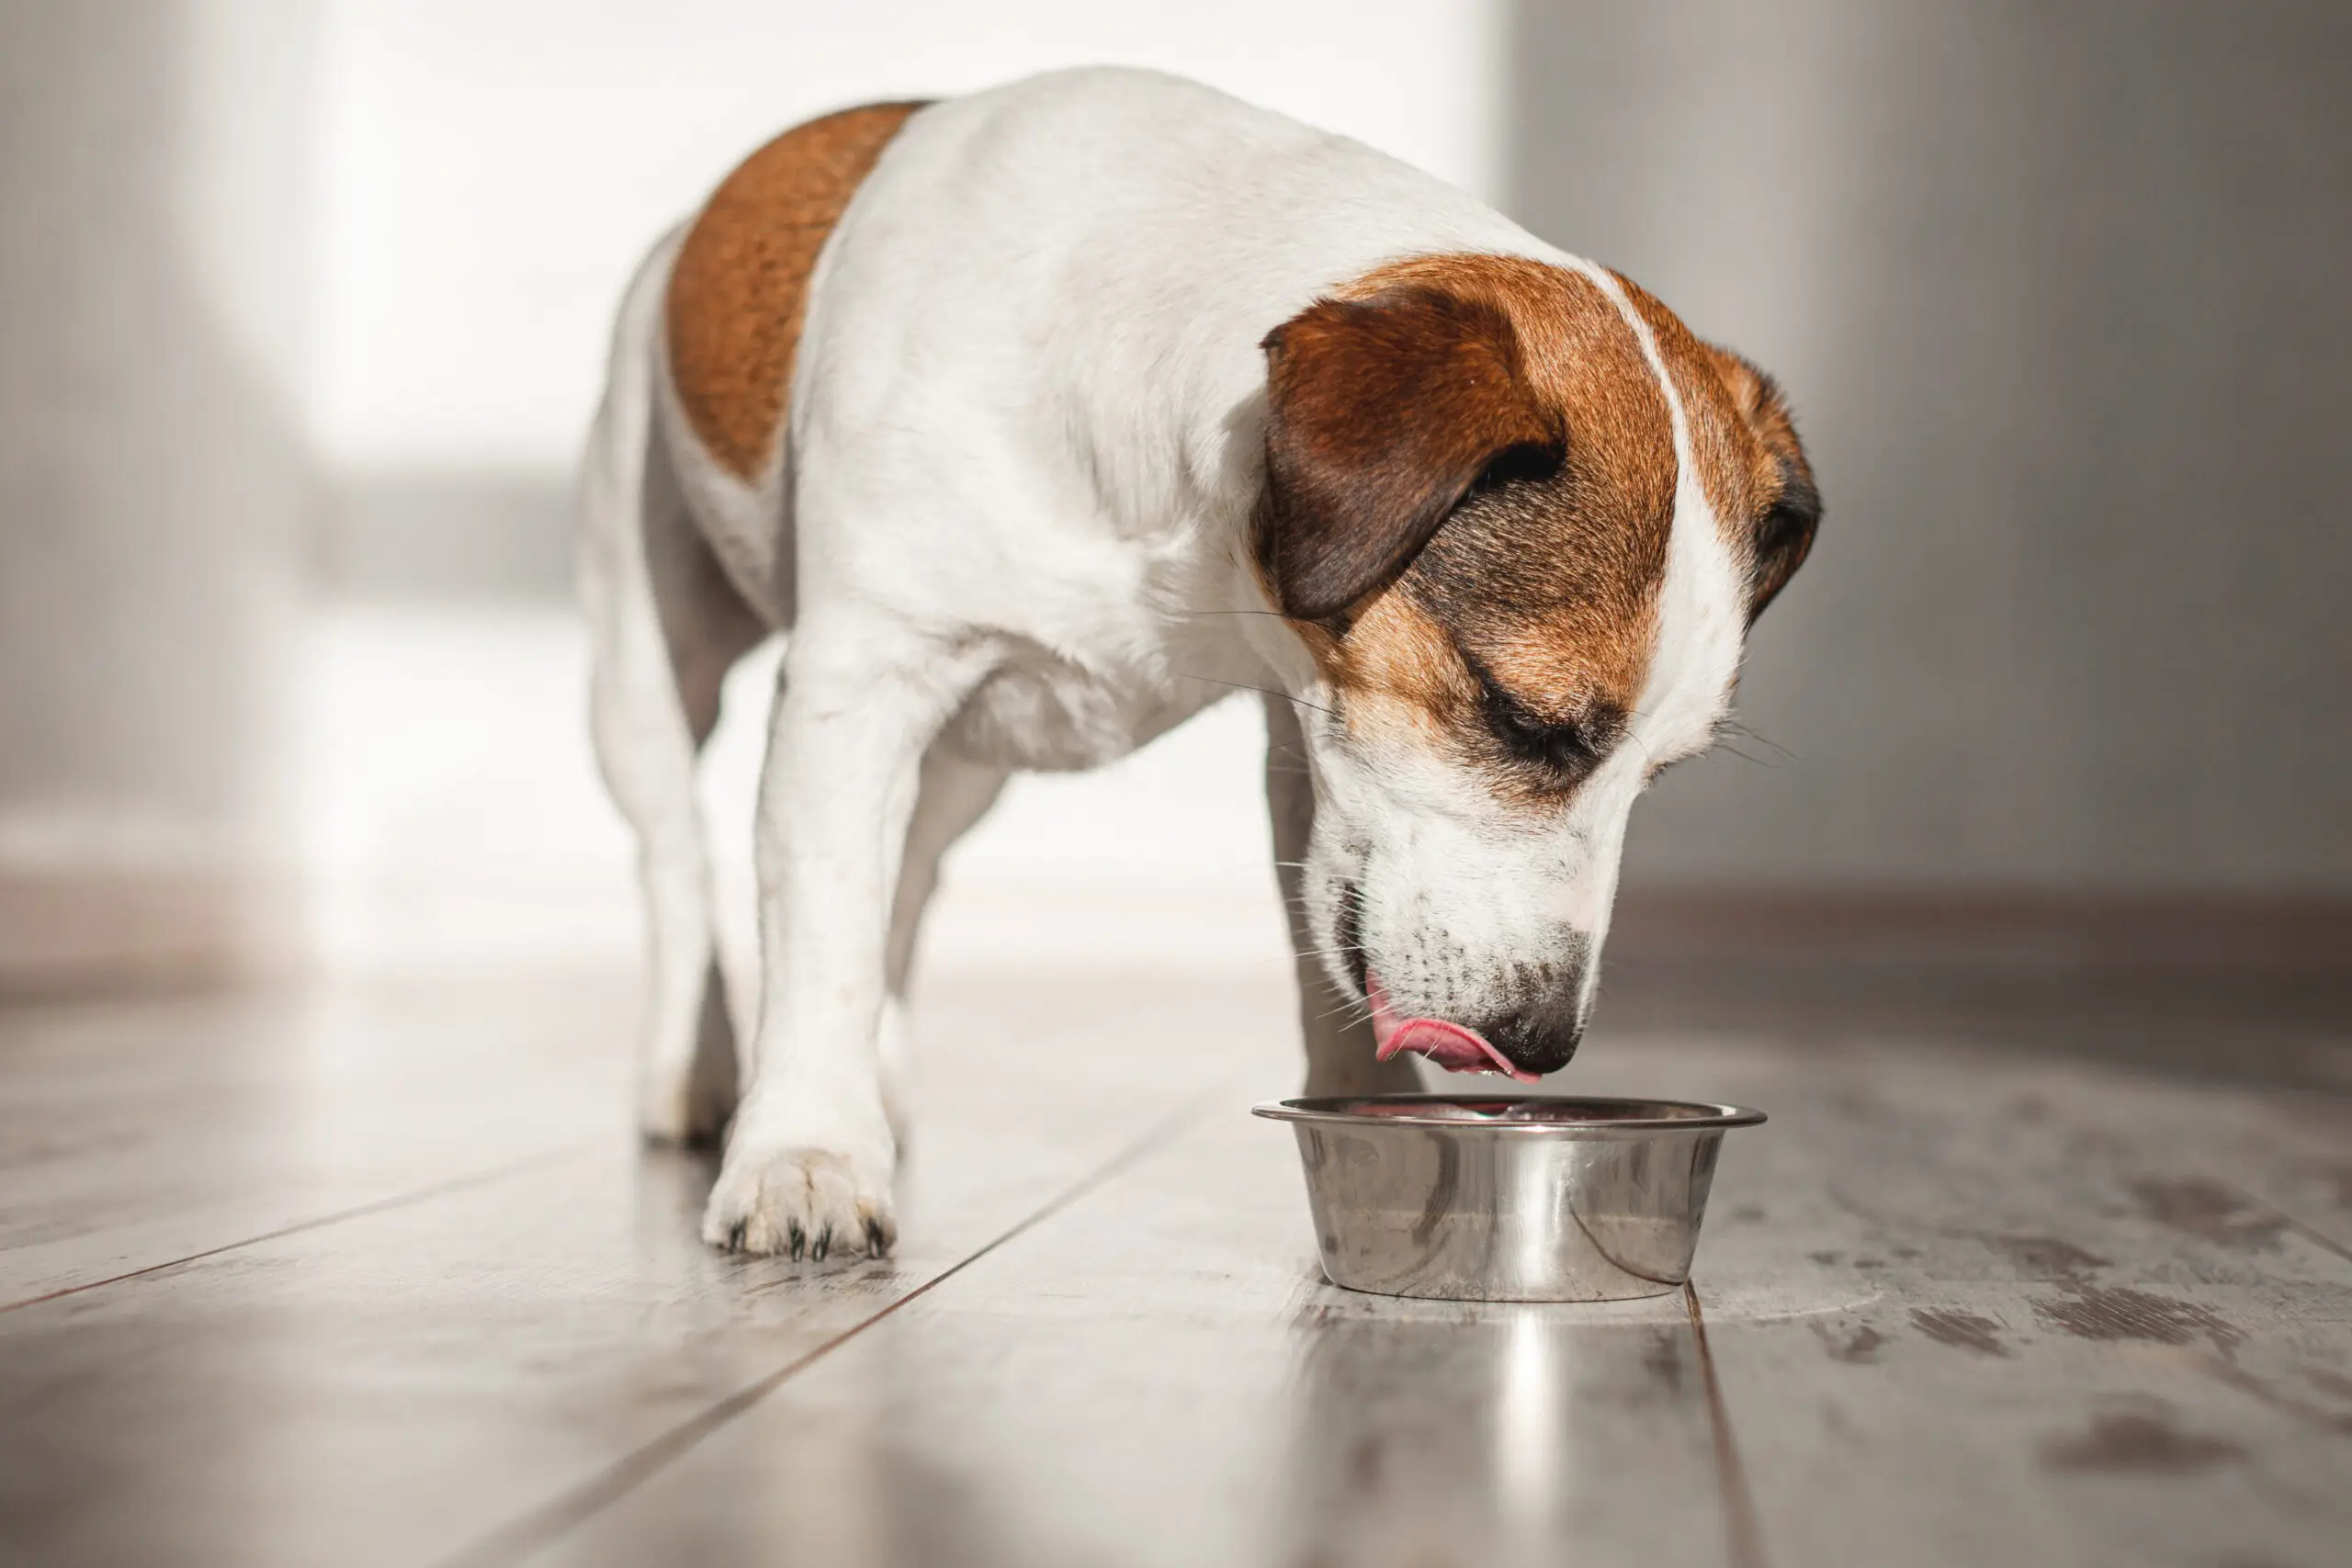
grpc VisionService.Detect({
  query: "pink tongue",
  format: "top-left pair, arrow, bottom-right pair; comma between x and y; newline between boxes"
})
1366,971 -> 1540,1083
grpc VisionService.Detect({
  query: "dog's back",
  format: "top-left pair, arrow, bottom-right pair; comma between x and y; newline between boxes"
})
642,69 -> 1556,639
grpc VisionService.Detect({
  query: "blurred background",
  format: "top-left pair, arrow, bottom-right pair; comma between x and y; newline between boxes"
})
3,1 -> 2346,1035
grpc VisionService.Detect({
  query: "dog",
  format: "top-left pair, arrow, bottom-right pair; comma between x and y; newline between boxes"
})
579,68 -> 1818,1260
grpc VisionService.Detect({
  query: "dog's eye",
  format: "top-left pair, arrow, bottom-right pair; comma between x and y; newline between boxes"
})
1468,440 -> 1563,495
1476,671 -> 1604,778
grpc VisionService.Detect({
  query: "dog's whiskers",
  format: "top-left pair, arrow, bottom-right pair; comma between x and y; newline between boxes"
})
1310,995 -> 1377,1029
1174,672 -> 1338,721
1712,716 -> 1797,766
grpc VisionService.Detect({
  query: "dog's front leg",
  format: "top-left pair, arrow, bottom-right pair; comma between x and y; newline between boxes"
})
702,621 -> 979,1259
1262,694 -> 1421,1098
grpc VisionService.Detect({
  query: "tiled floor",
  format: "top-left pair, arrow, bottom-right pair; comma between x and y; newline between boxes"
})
3,963 -> 2348,1567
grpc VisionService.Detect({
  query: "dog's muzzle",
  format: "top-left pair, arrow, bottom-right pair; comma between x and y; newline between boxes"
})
1476,997 -> 1587,1077
1365,966 -> 1589,1081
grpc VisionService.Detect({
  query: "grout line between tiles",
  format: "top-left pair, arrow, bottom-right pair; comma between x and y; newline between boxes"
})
1686,1280 -> 1771,1568
438,1082 -> 1231,1568
0,1144 -> 596,1314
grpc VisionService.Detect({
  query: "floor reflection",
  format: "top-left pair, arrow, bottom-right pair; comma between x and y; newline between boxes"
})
1277,1291 -> 1722,1568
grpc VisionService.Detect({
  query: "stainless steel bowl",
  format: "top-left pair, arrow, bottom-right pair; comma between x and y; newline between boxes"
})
1254,1094 -> 1766,1302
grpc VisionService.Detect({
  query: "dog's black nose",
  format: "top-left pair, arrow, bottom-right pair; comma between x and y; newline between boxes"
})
1480,997 -> 1586,1077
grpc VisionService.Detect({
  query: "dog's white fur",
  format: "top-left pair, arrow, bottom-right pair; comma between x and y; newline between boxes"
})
581,69 -> 1747,1258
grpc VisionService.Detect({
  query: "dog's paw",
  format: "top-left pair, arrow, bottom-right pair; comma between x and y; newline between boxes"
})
701,1128 -> 897,1261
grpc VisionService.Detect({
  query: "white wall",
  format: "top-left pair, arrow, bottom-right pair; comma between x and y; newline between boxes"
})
0,0 -> 316,880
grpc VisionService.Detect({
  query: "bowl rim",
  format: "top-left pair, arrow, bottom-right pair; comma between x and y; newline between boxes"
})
1251,1092 -> 1767,1132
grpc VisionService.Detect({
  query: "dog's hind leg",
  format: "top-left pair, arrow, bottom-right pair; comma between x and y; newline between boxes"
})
1263,693 -> 1421,1098
581,241 -> 769,1146
876,745 -> 1009,1145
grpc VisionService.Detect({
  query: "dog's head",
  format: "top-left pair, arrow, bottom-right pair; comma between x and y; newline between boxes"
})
1254,254 -> 1818,1079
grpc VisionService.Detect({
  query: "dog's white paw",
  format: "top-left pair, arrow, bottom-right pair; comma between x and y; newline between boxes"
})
702,1120 -> 897,1261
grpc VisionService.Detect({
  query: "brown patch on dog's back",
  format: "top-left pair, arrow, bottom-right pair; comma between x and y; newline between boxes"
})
666,102 -> 927,480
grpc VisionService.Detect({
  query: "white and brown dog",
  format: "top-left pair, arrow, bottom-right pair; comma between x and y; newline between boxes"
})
580,69 -> 1817,1259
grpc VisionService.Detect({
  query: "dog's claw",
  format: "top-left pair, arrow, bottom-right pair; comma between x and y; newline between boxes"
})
701,1139 -> 896,1264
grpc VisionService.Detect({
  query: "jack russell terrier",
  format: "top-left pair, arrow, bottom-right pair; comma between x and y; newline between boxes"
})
580,69 -> 1818,1259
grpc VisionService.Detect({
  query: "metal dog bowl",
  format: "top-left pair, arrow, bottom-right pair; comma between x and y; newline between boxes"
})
1254,1095 -> 1765,1302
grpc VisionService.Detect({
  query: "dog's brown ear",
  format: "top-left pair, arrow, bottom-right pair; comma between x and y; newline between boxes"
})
1258,287 -> 1558,622
1705,346 -> 1820,619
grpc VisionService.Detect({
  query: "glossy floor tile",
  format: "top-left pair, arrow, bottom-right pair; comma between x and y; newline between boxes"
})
3,966 -> 2348,1567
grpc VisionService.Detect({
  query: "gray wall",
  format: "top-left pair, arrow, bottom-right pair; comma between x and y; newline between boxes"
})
1508,1 -> 2352,893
